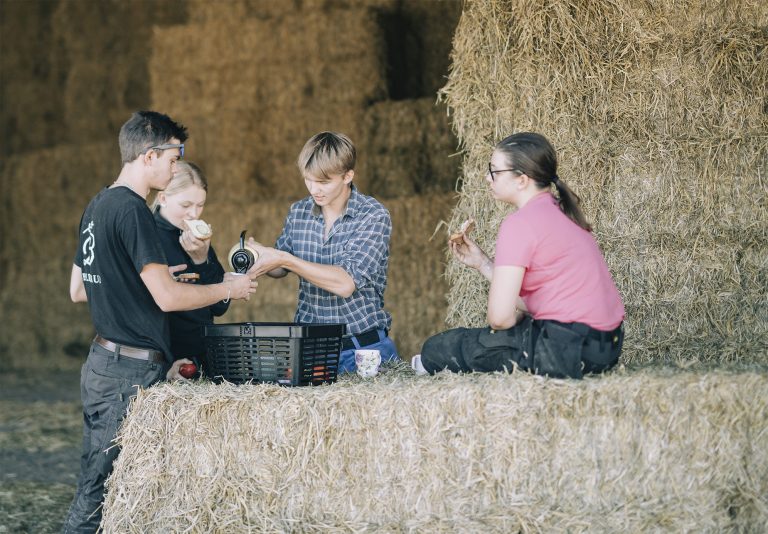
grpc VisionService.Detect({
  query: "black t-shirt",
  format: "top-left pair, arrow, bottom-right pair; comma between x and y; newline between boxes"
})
74,186 -> 172,362
153,208 -> 229,359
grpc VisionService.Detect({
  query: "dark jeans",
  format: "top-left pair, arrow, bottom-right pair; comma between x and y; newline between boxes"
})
62,343 -> 165,533
420,316 -> 623,379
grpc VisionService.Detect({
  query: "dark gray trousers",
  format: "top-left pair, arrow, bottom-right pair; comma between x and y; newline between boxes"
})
62,343 -> 164,533
420,316 -> 623,379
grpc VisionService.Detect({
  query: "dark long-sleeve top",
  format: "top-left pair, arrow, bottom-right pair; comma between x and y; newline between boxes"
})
153,208 -> 229,359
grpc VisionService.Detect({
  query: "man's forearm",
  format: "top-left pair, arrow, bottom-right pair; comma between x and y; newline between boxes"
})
279,252 -> 355,298
267,267 -> 289,278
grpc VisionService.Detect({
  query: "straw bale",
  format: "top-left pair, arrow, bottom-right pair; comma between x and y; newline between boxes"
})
149,4 -> 388,202
361,98 -> 460,198
48,1 -> 184,143
150,8 -> 386,113
0,0 -> 63,155
1,0 -> 461,372
438,0 -> 768,364
184,0 -> 397,25
62,60 -> 154,141
0,0 -> 55,82
1,80 -> 62,155
0,142 -> 118,368
174,107 -> 368,203
102,364 -> 768,532
50,0 -> 184,61
185,0 -> 271,24
385,193 -> 455,357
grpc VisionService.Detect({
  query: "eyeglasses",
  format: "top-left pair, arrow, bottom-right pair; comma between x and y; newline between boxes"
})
141,143 -> 185,159
487,162 -> 521,181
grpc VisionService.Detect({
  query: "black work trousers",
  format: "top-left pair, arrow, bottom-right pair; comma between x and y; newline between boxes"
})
62,343 -> 165,533
420,316 -> 623,379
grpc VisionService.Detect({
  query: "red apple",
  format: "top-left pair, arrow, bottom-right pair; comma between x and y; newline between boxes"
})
179,363 -> 197,379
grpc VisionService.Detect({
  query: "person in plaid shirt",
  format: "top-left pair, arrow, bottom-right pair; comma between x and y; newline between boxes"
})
246,131 -> 400,373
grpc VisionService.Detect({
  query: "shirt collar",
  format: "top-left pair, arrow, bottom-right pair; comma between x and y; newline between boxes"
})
311,183 -> 360,219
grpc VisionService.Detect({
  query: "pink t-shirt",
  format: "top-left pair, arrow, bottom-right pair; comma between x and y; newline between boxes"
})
494,193 -> 624,330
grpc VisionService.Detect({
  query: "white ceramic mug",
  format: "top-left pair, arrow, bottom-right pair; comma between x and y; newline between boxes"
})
355,349 -> 382,378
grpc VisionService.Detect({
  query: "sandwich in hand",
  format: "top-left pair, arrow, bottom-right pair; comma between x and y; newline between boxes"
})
185,219 -> 212,240
449,218 -> 475,244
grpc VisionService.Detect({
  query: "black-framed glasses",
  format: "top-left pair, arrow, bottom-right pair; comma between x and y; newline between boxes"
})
141,143 -> 185,159
487,162 -> 521,181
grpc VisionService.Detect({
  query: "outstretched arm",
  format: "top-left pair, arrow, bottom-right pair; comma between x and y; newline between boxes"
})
140,263 -> 258,312
247,244 -> 355,297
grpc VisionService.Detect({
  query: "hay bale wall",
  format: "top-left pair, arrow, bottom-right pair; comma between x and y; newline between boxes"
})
0,0 -> 186,156
0,0 -> 461,368
102,366 -> 768,531
439,0 -> 767,365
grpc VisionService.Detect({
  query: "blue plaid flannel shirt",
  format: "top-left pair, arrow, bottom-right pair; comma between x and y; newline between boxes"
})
275,185 -> 393,335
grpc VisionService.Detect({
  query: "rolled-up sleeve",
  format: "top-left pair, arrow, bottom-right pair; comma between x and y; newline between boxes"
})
337,211 -> 391,290
275,209 -> 294,253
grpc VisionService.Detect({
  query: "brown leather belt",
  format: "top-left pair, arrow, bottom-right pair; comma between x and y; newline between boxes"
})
94,335 -> 164,363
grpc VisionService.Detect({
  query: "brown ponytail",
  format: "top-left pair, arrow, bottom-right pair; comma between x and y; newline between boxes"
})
496,132 -> 592,232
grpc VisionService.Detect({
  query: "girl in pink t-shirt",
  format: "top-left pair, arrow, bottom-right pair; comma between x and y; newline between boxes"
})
416,132 -> 624,379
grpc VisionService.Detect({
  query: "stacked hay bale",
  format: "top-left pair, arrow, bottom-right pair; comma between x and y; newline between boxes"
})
0,0 -> 185,366
149,5 -> 388,203
0,0 -> 60,156
0,143 -> 118,359
439,0 -> 768,364
102,365 -> 768,531
362,99 -> 460,197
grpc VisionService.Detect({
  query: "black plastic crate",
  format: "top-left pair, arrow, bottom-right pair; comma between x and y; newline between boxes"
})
202,322 -> 345,386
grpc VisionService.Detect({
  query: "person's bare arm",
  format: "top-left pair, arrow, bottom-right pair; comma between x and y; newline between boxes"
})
70,264 -> 87,303
247,243 -> 355,297
281,253 -> 355,297
140,263 -> 257,311
266,267 -> 289,278
487,265 -> 526,330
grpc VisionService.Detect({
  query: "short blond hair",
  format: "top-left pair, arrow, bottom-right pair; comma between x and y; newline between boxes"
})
297,132 -> 356,179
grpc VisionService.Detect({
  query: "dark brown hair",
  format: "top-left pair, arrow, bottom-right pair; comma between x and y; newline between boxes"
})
496,132 -> 591,231
118,111 -> 188,164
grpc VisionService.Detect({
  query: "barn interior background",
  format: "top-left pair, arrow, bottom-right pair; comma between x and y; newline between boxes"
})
1,0 -> 463,368
1,0 -> 767,531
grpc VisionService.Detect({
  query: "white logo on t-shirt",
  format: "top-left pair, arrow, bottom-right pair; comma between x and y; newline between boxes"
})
82,221 -> 96,266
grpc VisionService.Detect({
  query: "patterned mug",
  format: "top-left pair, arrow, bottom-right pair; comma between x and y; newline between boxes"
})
355,349 -> 382,378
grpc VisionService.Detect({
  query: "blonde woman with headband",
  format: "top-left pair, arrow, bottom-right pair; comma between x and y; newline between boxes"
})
151,161 -> 230,366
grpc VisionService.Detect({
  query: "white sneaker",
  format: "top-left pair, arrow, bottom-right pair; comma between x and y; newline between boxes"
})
411,354 -> 428,376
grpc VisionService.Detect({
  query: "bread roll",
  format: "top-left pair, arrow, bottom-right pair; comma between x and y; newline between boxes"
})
449,218 -> 476,244
185,219 -> 212,240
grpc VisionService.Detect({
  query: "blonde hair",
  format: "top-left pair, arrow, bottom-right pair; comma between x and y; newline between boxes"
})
150,161 -> 208,211
297,131 -> 356,179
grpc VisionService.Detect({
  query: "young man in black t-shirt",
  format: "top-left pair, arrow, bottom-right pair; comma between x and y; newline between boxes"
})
63,111 -> 258,533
